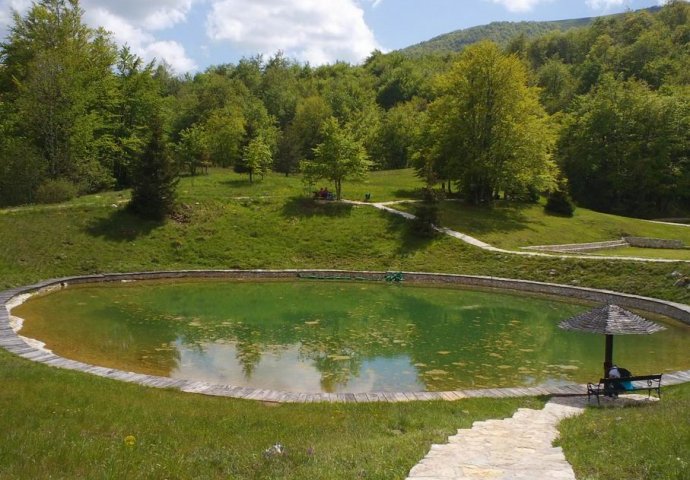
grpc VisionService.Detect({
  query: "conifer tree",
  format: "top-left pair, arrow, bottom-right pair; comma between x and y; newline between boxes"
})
129,119 -> 178,220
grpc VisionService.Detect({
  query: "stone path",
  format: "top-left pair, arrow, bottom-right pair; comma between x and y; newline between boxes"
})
348,200 -> 690,264
406,395 -> 656,480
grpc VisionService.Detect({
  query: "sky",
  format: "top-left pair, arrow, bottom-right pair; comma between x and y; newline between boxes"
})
0,0 -> 670,73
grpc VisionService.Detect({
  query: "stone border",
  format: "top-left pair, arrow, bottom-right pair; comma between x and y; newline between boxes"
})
2,269 -> 689,403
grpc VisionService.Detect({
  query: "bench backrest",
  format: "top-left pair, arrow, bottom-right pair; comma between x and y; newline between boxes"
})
598,374 -> 662,383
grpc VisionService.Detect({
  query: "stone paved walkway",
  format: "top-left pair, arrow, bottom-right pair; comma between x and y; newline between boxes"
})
406,395 -> 656,480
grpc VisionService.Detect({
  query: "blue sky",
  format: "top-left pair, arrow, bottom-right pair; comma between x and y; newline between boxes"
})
0,0 -> 668,73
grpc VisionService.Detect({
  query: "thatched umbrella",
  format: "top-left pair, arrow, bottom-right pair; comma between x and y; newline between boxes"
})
559,304 -> 666,378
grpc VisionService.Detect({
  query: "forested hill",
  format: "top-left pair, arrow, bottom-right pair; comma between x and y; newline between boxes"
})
1,0 -> 688,218
401,7 -> 660,56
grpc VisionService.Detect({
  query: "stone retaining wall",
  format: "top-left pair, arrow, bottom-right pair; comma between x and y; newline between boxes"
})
624,236 -> 686,249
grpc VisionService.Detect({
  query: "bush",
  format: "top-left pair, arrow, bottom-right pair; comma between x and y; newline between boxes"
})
34,179 -> 78,205
412,188 -> 441,237
545,189 -> 575,217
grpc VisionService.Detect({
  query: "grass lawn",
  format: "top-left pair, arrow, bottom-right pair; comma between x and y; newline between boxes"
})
591,247 -> 690,261
441,200 -> 690,249
558,383 -> 690,480
0,348 -> 544,479
1,167 -> 689,479
395,200 -> 690,256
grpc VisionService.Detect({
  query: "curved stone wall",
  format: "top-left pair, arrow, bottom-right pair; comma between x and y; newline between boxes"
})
1,270 -> 689,403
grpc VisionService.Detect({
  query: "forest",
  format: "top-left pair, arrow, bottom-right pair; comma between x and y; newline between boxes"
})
0,0 -> 688,218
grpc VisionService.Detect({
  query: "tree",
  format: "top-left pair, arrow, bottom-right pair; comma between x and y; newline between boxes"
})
205,105 -> 245,168
0,104 -> 44,206
243,136 -> 273,183
1,0 -> 117,193
176,124 -> 209,176
427,41 -> 557,204
260,51 -> 300,128
537,58 -> 577,114
370,99 -> 425,170
558,75 -> 690,216
129,119 -> 178,220
111,47 -> 161,188
301,117 -> 370,200
276,95 -> 332,175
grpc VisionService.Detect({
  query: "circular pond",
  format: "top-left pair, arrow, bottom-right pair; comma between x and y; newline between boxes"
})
11,279 -> 690,393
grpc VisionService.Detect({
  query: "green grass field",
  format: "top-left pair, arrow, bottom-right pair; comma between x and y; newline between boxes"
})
1,167 -> 689,479
558,383 -> 690,480
592,246 -> 690,261
395,198 -> 690,255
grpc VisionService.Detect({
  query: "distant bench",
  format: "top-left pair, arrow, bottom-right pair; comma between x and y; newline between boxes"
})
587,374 -> 662,404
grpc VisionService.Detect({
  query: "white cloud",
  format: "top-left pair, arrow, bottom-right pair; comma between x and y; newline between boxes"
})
206,0 -> 382,65
83,7 -> 197,72
143,40 -> 197,72
0,0 -> 197,73
83,0 -> 194,31
82,0 -> 198,72
587,0 -> 669,10
487,0 -> 552,12
0,0 -> 31,29
585,0 -> 626,9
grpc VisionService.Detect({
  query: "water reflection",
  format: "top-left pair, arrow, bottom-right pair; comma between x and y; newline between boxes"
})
13,280 -> 690,392
173,342 -> 424,393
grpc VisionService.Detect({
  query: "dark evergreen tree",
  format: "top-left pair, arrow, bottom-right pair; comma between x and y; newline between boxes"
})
129,119 -> 178,220
412,187 -> 441,237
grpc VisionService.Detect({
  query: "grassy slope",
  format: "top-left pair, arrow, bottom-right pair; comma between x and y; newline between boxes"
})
395,198 -> 690,260
592,246 -> 690,260
557,383 -> 690,480
0,348 -> 543,479
0,168 -> 688,479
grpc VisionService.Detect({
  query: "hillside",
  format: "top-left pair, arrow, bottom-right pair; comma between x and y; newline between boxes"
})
400,7 -> 660,56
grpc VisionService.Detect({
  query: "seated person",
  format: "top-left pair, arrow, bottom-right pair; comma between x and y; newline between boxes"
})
608,365 -> 633,394
618,366 -> 634,391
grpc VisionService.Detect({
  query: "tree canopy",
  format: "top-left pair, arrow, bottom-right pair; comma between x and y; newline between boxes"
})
301,117 -> 370,200
425,42 -> 557,203
0,0 -> 688,217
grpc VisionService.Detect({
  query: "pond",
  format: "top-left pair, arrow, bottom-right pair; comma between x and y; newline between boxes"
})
12,279 -> 690,393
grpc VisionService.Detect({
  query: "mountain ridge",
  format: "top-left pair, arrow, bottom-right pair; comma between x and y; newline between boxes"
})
400,6 -> 662,56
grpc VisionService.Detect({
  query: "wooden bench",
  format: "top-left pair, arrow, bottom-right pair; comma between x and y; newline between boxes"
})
587,374 -> 662,404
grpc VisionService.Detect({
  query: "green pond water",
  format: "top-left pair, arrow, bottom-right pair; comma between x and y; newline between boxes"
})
13,279 -> 690,393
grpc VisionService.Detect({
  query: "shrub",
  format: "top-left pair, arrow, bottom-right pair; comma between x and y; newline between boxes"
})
545,189 -> 575,217
34,179 -> 77,204
412,188 -> 441,237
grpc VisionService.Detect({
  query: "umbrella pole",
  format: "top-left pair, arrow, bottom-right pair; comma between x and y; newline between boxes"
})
604,334 -> 613,378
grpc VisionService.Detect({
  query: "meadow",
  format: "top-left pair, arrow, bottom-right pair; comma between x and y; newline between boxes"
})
0,168 -> 688,479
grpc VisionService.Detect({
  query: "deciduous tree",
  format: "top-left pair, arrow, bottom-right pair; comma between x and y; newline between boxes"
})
427,41 -> 557,204
301,117 -> 370,200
